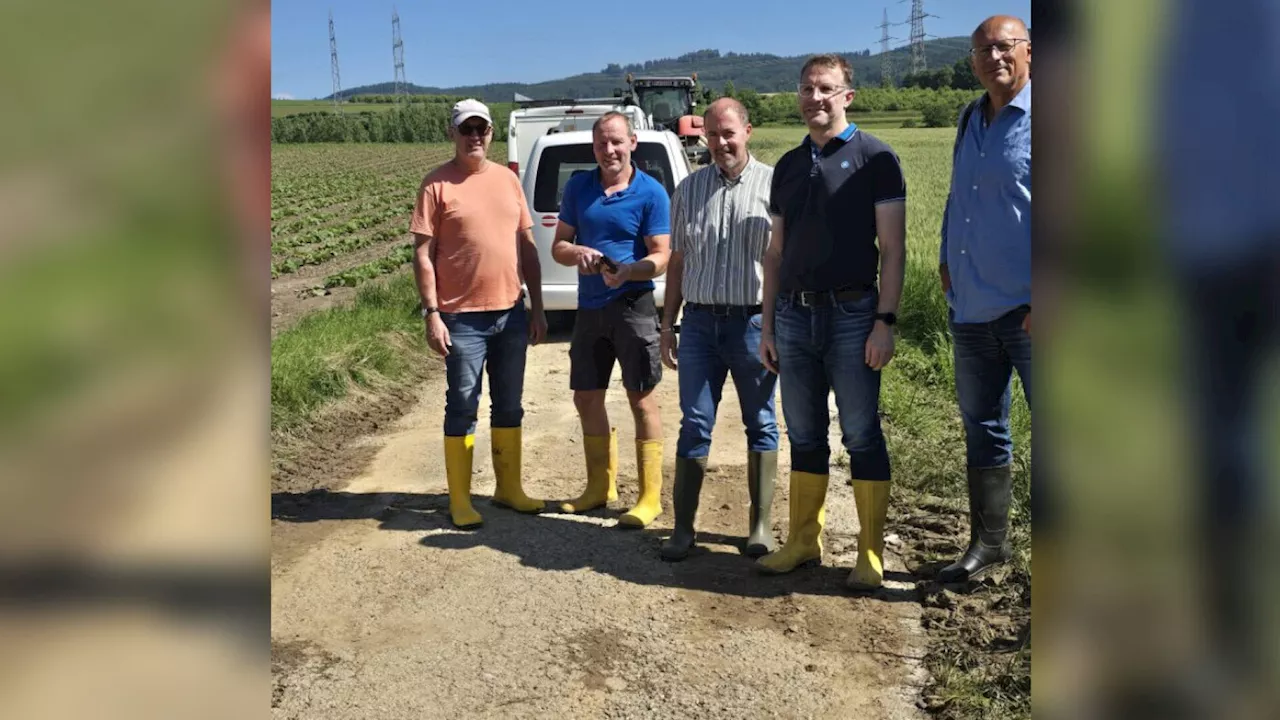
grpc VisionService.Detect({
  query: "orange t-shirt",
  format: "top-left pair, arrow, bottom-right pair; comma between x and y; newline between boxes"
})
410,159 -> 533,313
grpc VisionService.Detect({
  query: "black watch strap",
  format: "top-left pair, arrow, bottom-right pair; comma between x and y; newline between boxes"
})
875,312 -> 897,326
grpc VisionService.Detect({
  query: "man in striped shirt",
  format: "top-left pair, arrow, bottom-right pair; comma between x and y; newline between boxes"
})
658,98 -> 780,561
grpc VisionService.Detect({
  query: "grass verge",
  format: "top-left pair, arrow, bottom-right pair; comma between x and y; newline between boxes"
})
882,254 -> 1032,720
271,272 -> 427,434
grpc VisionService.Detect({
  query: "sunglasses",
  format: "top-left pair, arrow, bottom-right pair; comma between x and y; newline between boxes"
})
457,123 -> 491,137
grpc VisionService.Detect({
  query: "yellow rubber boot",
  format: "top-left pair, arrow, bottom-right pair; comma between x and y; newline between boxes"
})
848,479 -> 890,590
756,471 -> 828,574
444,435 -> 482,529
490,426 -> 545,513
560,429 -> 618,513
619,439 -> 664,528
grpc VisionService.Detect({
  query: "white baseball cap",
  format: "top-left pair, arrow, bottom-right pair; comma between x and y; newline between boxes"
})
451,99 -> 492,127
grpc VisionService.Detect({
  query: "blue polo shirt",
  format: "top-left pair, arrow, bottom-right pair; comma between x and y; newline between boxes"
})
940,81 -> 1031,324
559,164 -> 672,310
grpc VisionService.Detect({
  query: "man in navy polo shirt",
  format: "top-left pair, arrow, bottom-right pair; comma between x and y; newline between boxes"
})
756,54 -> 907,592
936,16 -> 1032,584
551,112 -> 672,528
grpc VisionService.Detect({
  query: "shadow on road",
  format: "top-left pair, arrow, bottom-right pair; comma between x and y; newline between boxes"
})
273,489 -> 919,603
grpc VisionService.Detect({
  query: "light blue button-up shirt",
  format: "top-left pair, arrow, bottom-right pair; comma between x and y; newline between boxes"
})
940,81 -> 1031,324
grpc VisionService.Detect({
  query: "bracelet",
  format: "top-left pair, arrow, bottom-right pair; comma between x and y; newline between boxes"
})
659,327 -> 675,334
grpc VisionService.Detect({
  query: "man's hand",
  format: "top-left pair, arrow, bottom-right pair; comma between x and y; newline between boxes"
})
601,261 -> 633,288
865,321 -> 895,370
426,313 -> 451,357
940,263 -> 952,294
1022,310 -> 1031,337
759,331 -> 779,375
575,247 -> 604,275
529,308 -> 548,346
660,330 -> 678,370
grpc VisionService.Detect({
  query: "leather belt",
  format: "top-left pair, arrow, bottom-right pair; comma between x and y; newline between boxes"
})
685,303 -> 763,317
787,287 -> 872,307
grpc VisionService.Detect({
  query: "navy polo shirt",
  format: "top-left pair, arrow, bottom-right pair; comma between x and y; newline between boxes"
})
769,125 -> 907,293
559,164 -> 672,310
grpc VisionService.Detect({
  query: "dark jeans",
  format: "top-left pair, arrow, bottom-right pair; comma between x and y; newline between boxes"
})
949,305 -> 1032,468
675,305 -> 779,459
773,291 -> 890,479
1178,247 -> 1280,678
441,301 -> 527,437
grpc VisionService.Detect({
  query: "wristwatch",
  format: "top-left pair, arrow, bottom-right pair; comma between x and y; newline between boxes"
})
421,306 -> 438,318
875,312 -> 897,326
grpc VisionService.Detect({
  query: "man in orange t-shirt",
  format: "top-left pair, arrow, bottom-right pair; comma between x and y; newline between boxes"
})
410,99 -> 549,529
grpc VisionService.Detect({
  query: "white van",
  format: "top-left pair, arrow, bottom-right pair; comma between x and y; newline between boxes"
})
506,103 -> 649,183
521,129 -> 691,313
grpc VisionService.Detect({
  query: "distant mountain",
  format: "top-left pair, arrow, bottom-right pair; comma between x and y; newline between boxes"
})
329,38 -> 971,102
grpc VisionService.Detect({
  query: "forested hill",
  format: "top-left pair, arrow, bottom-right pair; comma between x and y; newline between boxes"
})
330,38 -> 973,102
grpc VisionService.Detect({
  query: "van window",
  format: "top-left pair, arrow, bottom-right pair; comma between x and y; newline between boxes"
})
533,142 -> 675,213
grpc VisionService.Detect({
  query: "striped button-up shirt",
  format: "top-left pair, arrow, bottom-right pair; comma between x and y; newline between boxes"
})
670,156 -> 773,306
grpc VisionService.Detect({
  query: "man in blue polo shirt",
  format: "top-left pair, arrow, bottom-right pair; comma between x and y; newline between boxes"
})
756,54 -> 908,592
936,15 -> 1032,584
551,112 -> 672,528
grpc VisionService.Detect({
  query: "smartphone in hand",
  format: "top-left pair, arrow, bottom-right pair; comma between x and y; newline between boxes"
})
597,255 -> 619,273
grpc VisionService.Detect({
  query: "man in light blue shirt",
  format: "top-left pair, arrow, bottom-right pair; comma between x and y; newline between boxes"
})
937,15 -> 1032,584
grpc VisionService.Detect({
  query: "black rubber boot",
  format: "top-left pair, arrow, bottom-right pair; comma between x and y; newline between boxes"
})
939,465 -> 1014,583
660,456 -> 706,561
744,450 -> 779,557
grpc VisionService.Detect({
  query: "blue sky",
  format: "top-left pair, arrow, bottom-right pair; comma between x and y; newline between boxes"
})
271,0 -> 1032,99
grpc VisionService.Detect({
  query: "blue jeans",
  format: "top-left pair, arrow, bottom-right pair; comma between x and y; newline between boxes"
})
949,306 -> 1032,468
441,301 -> 527,437
773,292 -> 890,480
676,306 -> 779,459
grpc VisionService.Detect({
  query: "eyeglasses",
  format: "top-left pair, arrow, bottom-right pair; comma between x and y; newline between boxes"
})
796,83 -> 849,100
457,123 -> 490,137
969,38 -> 1029,58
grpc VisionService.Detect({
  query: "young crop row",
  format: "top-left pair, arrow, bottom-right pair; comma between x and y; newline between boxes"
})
271,189 -> 412,236
272,202 -> 410,255
272,227 -> 406,278
271,172 -> 414,209
317,243 -> 415,290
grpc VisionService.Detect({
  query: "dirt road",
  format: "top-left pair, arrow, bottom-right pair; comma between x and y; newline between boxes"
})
271,327 -> 929,719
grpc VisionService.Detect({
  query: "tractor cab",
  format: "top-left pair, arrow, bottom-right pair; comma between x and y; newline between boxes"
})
625,73 -> 709,164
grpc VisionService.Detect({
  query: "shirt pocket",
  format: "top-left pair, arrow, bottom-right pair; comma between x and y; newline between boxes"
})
1001,123 -> 1032,185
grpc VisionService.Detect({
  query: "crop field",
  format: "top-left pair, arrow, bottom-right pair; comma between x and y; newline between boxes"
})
269,141 -> 508,331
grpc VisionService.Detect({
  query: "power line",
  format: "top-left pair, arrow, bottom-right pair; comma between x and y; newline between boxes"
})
329,9 -> 343,114
876,7 -> 900,84
392,6 -> 406,101
891,0 -> 938,73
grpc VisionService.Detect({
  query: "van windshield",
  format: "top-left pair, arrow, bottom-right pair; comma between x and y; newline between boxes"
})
533,142 -> 675,213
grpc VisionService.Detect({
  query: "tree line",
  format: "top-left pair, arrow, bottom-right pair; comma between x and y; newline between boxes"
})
272,102 -> 516,144
710,85 -> 980,127
271,85 -> 982,144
